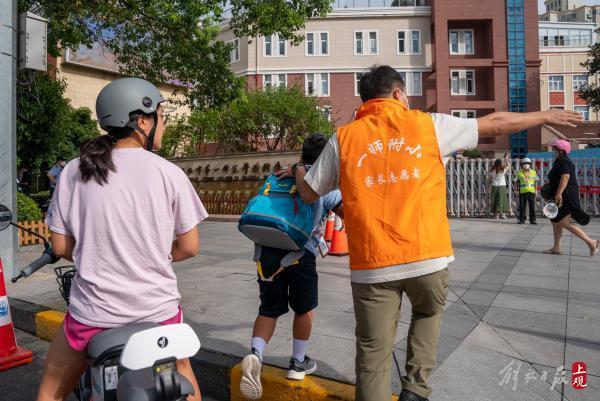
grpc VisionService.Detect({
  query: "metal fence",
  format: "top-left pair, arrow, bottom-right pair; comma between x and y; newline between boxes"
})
446,158 -> 600,218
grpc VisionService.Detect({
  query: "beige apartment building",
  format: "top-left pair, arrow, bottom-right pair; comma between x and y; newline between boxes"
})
52,44 -> 189,121
539,21 -> 598,121
221,7 -> 433,125
541,0 -> 600,24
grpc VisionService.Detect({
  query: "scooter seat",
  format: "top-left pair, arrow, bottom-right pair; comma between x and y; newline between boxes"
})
87,322 -> 159,365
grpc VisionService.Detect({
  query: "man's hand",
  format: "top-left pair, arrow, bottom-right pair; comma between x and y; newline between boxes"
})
545,109 -> 584,128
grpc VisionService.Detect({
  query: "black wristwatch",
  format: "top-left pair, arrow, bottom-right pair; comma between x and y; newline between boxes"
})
292,162 -> 305,174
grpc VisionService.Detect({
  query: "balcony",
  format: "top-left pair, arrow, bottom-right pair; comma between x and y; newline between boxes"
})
331,0 -> 429,8
539,37 -> 593,48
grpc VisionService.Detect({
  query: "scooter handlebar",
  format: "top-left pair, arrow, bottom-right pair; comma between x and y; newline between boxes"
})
11,250 -> 58,283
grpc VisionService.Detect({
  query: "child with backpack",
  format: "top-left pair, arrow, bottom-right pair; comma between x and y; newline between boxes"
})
239,134 -> 342,399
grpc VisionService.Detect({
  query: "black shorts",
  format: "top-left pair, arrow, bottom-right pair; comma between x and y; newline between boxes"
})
257,247 -> 318,318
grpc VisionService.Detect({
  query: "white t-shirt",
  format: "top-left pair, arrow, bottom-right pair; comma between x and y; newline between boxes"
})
491,168 -> 509,187
305,113 -> 478,284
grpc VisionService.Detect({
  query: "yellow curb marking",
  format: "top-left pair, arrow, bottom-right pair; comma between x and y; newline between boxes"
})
35,310 -> 66,341
231,363 -> 399,401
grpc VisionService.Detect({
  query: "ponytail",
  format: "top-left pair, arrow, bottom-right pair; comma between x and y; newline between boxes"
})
79,135 -> 117,185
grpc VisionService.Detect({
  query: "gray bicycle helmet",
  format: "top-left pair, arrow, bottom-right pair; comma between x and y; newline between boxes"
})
96,78 -> 165,151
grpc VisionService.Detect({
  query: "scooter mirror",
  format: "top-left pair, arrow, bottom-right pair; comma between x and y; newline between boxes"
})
0,204 -> 12,231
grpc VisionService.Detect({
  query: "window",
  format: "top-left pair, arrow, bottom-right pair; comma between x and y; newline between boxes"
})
263,74 -> 287,89
397,30 -> 420,55
305,73 -> 330,97
321,32 -> 329,55
539,27 -> 593,47
355,31 -> 378,55
574,106 -> 590,120
228,39 -> 240,64
355,72 -> 364,97
573,75 -> 588,91
264,35 -> 286,57
548,76 -> 564,91
397,31 -> 406,54
449,30 -> 474,55
450,70 -> 475,95
397,71 -> 422,96
306,33 -> 314,55
411,30 -> 421,54
306,32 -> 329,56
451,110 -> 477,119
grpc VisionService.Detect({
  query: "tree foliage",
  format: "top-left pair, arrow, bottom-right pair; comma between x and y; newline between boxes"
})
17,72 -> 100,171
160,86 -> 335,157
579,29 -> 600,111
19,0 -> 332,108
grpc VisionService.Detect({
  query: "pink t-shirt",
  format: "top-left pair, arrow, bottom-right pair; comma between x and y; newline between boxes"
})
46,148 -> 208,327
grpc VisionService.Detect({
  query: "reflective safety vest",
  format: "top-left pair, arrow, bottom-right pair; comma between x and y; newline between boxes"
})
517,170 -> 538,194
337,98 -> 453,270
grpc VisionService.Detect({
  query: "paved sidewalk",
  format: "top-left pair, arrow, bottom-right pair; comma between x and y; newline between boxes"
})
8,219 -> 600,401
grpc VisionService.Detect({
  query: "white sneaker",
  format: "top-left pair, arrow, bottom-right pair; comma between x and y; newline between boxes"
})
240,350 -> 262,399
501,214 -> 507,219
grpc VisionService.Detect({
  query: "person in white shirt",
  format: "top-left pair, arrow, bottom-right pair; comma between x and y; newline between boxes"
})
490,153 -> 511,219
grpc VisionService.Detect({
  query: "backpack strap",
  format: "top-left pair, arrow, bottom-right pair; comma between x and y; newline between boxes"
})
253,244 -> 305,282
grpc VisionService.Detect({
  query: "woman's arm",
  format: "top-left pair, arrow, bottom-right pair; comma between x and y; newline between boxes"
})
503,153 -> 511,171
555,174 -> 570,206
50,232 -> 75,262
171,226 -> 200,262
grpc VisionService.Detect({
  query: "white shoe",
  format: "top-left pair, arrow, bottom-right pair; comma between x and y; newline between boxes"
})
501,214 -> 507,219
240,351 -> 262,399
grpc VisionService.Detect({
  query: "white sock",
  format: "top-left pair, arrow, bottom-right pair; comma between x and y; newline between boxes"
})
292,338 -> 309,362
251,337 -> 267,361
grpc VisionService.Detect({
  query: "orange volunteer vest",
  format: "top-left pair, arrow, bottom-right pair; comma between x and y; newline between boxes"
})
337,98 -> 453,270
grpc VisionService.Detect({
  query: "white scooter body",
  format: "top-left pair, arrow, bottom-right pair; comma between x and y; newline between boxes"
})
85,323 -> 201,401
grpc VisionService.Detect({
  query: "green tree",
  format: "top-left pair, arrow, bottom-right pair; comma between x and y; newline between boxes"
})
19,0 -> 332,108
17,72 -> 100,171
160,86 -> 335,157
579,29 -> 600,110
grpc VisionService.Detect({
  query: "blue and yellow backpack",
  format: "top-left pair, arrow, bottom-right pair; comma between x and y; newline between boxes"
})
238,175 -> 314,251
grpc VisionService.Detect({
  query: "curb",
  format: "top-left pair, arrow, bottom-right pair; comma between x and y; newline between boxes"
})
8,297 -> 380,401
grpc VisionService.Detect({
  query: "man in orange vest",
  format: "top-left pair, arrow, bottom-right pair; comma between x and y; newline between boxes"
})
289,66 -> 583,401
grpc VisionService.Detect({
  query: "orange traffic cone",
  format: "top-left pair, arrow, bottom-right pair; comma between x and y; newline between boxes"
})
329,216 -> 348,256
324,212 -> 335,242
0,258 -> 33,371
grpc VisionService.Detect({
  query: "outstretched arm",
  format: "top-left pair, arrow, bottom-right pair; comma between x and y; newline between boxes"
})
477,109 -> 583,137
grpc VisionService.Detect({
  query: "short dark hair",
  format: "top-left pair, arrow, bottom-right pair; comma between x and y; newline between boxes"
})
359,65 -> 405,102
301,133 -> 328,165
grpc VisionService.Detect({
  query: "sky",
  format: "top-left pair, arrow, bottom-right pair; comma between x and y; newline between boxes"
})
538,0 -> 600,13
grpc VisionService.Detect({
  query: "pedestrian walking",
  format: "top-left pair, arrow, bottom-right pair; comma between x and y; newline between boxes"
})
490,153 -> 510,219
516,158 -> 538,224
289,65 -> 583,401
543,139 -> 599,256
48,157 -> 66,197
239,134 -> 343,400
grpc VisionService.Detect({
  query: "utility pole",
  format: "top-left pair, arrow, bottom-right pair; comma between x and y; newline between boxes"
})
0,0 -> 18,282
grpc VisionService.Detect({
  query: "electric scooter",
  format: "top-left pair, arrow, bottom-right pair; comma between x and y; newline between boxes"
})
0,203 -> 200,401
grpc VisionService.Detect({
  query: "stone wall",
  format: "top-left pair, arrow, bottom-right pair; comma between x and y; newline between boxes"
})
171,150 -> 302,214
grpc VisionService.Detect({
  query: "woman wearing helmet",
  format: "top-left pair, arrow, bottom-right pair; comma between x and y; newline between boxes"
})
38,78 -> 206,400
543,139 -> 598,256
